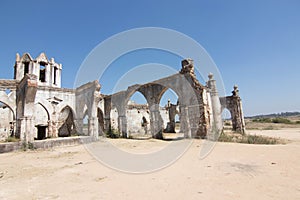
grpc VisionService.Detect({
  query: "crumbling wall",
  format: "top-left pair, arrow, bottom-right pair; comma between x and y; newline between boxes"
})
220,85 -> 246,134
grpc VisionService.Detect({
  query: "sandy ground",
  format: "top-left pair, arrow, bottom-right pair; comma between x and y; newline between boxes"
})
1,129 -> 300,200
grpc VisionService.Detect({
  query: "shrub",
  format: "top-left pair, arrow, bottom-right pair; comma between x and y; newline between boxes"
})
106,127 -> 121,138
252,117 -> 293,124
224,122 -> 231,126
252,118 -> 272,123
218,132 -> 281,144
241,135 -> 278,144
272,117 -> 292,124
21,141 -> 36,151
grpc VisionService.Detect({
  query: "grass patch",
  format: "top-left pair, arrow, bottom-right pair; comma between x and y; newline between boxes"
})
224,122 -> 231,126
21,141 -> 36,151
5,137 -> 20,143
218,132 -> 282,144
252,117 -> 294,124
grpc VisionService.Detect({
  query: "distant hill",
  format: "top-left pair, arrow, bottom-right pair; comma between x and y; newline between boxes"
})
246,112 -> 300,119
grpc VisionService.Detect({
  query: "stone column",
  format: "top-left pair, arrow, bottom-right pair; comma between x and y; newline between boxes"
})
47,120 -> 58,138
187,105 -> 203,138
32,62 -> 39,77
207,73 -> 223,137
74,119 -> 83,135
20,116 -> 35,142
104,117 -> 111,133
239,100 -> 246,134
14,62 -> 22,80
232,97 -> 246,134
57,66 -> 62,88
180,106 -> 191,138
103,97 -> 112,133
47,120 -> 53,138
149,104 -> 163,139
45,64 -> 51,86
118,115 -> 127,138
88,117 -> 98,139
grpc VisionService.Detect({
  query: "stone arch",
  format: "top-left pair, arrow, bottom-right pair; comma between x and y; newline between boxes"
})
124,86 -> 148,107
220,95 -> 245,133
159,88 -> 180,133
221,107 -> 233,132
57,106 -> 76,137
20,53 -> 33,62
156,86 -> 182,105
35,98 -> 53,120
0,92 -> 16,119
155,83 -> 195,137
34,102 -> 50,139
125,91 -> 150,137
0,101 -> 15,140
0,100 -> 15,120
36,102 -> 50,121
56,103 -> 77,120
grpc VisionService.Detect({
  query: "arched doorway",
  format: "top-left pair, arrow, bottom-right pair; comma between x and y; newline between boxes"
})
126,91 -> 150,137
222,108 -> 233,132
34,103 -> 50,140
159,88 -> 180,133
0,101 -> 15,141
58,106 -> 76,137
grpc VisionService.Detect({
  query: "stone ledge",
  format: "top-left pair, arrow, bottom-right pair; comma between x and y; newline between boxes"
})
0,136 -> 95,153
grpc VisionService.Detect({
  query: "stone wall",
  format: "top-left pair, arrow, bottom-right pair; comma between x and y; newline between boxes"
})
0,53 -> 245,144
0,105 -> 14,141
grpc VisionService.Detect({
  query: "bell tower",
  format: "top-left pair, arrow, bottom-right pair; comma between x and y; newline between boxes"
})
14,52 -> 62,88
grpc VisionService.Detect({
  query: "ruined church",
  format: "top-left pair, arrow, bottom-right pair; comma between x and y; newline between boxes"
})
0,52 -> 245,144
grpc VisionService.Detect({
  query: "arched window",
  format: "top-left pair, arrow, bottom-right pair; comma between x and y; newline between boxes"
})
39,62 -> 47,82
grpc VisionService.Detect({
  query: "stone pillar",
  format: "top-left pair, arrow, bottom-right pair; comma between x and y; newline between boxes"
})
88,117 -> 98,139
207,73 -> 223,137
28,61 -> 34,75
180,106 -> 191,138
118,115 -> 127,138
232,97 -> 246,134
75,119 -> 83,135
230,85 -> 246,134
104,97 -> 112,133
164,104 -> 177,133
45,64 -> 51,86
47,120 -> 58,138
19,116 -> 35,142
47,120 -> 53,138
149,104 -> 163,139
104,117 -> 111,133
32,62 -> 39,77
239,100 -> 246,134
187,105 -> 203,138
57,66 -> 62,88
14,62 -> 22,80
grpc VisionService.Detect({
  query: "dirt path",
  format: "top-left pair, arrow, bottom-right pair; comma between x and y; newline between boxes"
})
0,129 -> 299,199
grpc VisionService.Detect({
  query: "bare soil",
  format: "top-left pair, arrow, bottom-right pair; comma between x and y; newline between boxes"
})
0,128 -> 300,199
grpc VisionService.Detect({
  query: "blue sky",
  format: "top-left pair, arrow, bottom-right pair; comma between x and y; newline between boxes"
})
0,0 -> 299,116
